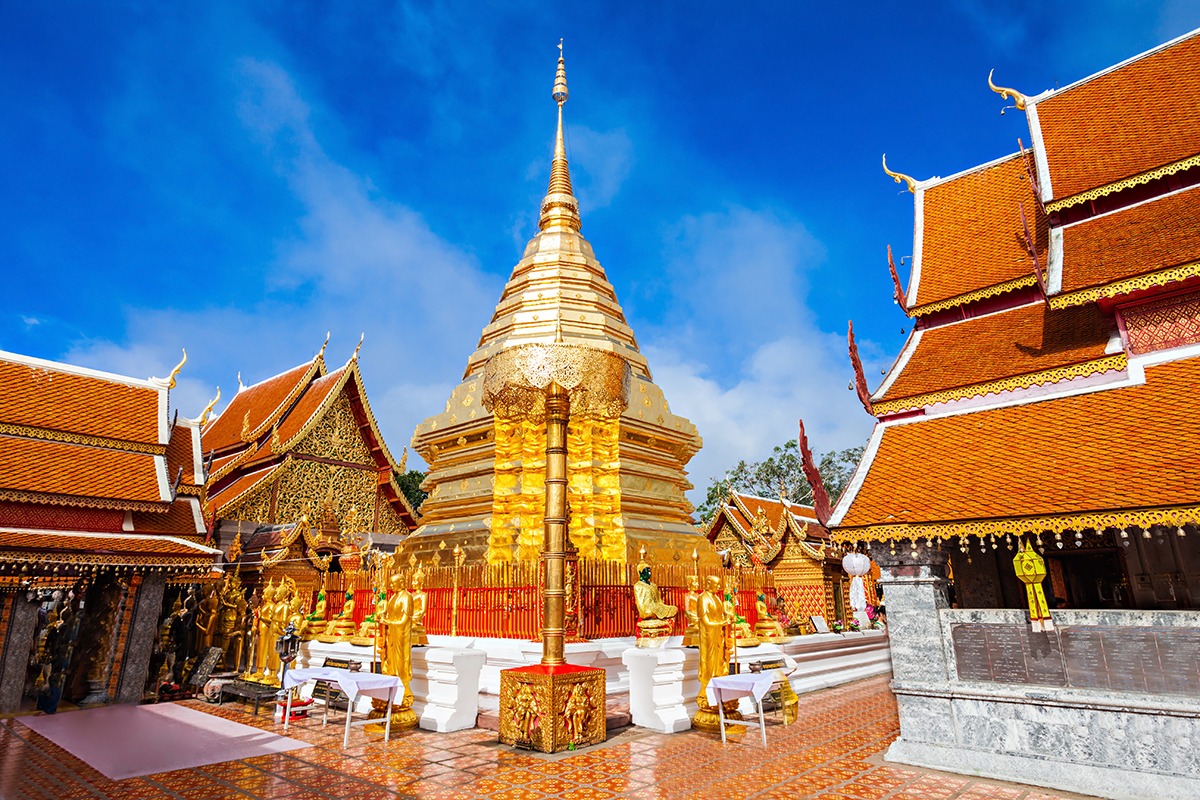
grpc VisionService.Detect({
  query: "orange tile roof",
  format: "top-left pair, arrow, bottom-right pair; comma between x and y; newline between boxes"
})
0,530 -> 218,559
1035,33 -> 1200,201
275,368 -> 346,445
1060,185 -> 1200,294
915,153 -> 1046,310
132,498 -> 204,536
202,361 -> 317,452
0,358 -> 159,444
878,302 -> 1113,404
0,437 -> 163,505
165,423 -> 198,486
207,465 -> 280,517
839,355 -> 1200,529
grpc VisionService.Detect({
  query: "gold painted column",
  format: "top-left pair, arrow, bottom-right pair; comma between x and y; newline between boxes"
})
542,381 -> 569,666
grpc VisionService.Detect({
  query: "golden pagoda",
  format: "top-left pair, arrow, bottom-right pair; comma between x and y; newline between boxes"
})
401,49 -> 708,566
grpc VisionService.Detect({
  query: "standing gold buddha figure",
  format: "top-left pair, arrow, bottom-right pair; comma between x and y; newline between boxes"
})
693,575 -> 741,732
682,575 -> 700,647
377,571 -> 417,729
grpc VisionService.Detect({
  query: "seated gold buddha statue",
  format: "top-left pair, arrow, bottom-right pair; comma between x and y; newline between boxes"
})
350,590 -> 387,646
754,592 -> 789,641
301,591 -> 326,640
724,581 -> 760,648
410,566 -> 428,646
320,591 -> 357,641
633,559 -> 676,648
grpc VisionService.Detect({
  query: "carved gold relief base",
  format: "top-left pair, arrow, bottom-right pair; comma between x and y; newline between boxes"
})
498,664 -> 606,753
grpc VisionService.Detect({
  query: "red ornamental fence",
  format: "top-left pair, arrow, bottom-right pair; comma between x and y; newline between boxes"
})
310,559 -> 776,641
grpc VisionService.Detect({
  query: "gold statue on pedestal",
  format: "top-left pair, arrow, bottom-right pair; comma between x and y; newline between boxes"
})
318,591 -> 357,642
195,586 -> 219,652
375,571 -> 417,730
214,573 -> 246,671
724,579 -> 760,648
682,575 -> 700,648
246,580 -> 277,683
300,591 -> 327,640
350,589 -> 386,647
410,565 -> 429,647
754,592 -> 790,642
633,554 -> 677,648
693,575 -> 741,732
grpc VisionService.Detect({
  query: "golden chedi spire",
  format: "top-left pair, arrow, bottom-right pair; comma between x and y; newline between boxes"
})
403,44 -> 707,568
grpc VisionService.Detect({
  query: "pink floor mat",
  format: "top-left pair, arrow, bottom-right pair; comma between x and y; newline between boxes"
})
19,702 -> 309,780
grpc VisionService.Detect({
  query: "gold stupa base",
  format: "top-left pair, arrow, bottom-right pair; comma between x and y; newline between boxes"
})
498,664 -> 606,753
692,706 -> 743,733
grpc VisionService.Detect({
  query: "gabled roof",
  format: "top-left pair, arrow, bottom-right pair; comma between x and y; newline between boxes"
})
910,152 -> 1046,315
203,360 -> 322,453
1030,29 -> 1200,206
873,301 -> 1118,415
0,529 -> 220,572
1052,184 -> 1200,306
706,491 -> 830,566
0,351 -> 163,446
833,352 -> 1200,539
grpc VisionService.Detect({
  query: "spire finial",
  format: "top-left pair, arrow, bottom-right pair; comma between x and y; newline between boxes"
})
540,42 -> 580,233
352,332 -> 364,361
167,349 -> 187,389
198,386 -> 221,426
319,331 -> 330,359
988,69 -> 1027,111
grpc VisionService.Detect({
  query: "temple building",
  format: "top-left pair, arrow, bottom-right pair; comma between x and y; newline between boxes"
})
705,490 -> 869,625
399,55 -> 708,567
204,342 -> 420,595
0,349 -> 221,712
811,30 -> 1200,800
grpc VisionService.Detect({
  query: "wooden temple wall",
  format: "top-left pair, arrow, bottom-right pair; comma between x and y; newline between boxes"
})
305,559 -> 776,640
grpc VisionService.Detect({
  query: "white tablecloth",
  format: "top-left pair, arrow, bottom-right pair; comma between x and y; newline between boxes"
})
282,667 -> 402,703
705,670 -> 789,707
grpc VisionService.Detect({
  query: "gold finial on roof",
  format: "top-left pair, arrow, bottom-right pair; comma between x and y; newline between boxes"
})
237,371 -> 245,392
399,446 -> 408,473
319,331 -> 330,358
352,332 -> 364,361
240,411 -> 251,442
882,154 -> 917,193
988,69 -> 1027,111
167,349 -> 187,389
198,386 -> 221,426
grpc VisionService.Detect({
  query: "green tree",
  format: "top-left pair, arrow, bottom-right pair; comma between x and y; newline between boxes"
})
695,439 -> 864,524
396,469 -> 428,511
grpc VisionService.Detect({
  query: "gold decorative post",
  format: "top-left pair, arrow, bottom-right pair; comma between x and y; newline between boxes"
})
451,543 -> 465,636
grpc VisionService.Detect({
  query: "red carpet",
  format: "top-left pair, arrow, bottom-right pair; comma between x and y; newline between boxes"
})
19,701 -> 309,780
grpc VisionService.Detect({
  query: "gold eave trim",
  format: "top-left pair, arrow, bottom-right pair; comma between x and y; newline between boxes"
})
1048,260 -> 1200,309
207,441 -> 260,484
0,489 -> 165,512
872,353 -> 1128,415
0,551 -> 216,568
911,275 -> 1037,317
0,423 -> 165,455
1045,153 -> 1200,212
832,504 -> 1200,543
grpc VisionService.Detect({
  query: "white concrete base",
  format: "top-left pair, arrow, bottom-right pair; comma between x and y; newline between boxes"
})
777,629 -> 892,694
887,738 -> 1200,800
622,647 -> 699,733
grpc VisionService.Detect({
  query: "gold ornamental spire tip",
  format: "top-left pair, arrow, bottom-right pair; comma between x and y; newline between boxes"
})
167,349 -> 187,389
352,332 -> 364,361
198,386 -> 221,426
539,41 -> 580,232
882,154 -> 917,193
988,69 -> 1027,110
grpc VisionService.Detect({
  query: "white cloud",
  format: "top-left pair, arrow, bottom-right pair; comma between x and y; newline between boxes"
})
568,126 -> 634,211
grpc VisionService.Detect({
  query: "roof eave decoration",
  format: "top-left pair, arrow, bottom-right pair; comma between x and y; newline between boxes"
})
987,69 -> 1027,111
832,503 -> 1200,544
847,321 -> 875,416
909,275 -> 1039,317
887,245 -> 910,314
1045,153 -> 1200,214
882,154 -> 917,193
1020,201 -> 1049,300
1046,260 -> 1200,310
797,419 -> 832,525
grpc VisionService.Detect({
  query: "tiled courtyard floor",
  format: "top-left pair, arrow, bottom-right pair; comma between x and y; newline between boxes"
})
0,675 -> 1094,799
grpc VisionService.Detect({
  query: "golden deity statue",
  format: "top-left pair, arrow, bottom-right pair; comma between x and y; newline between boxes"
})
694,575 -> 741,731
350,590 -> 386,646
410,566 -> 428,647
378,571 -> 417,729
247,580 -> 277,682
195,586 -> 219,652
724,579 -> 760,648
301,591 -> 327,640
633,557 -> 677,648
214,573 -> 245,671
682,575 -> 700,648
562,682 -> 590,744
754,592 -> 789,642
319,590 -> 357,642
266,578 -> 295,682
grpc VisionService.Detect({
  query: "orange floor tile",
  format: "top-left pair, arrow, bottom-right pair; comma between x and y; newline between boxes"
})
0,676 -> 1097,799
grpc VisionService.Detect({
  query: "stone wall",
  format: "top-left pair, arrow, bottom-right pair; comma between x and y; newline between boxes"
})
873,541 -> 1200,800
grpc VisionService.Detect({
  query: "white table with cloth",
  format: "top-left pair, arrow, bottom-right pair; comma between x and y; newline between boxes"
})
705,669 -> 794,747
281,667 -> 404,747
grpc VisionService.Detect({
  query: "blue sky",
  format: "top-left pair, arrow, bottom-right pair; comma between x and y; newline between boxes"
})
3,2 -> 1198,498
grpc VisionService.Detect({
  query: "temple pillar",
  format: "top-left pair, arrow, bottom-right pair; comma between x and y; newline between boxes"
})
870,540 -> 951,683
0,594 -> 39,712
115,572 -> 165,703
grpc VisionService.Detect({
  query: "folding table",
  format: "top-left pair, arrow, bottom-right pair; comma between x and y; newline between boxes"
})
281,667 -> 403,747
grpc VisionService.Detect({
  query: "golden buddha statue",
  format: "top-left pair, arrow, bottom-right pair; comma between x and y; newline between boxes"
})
247,581 -> 277,682
682,575 -> 700,648
724,579 -> 760,648
195,586 -> 218,652
378,572 -> 417,729
410,566 -> 428,647
633,558 -> 676,648
319,590 -> 357,642
754,592 -> 789,642
693,574 -> 741,732
301,591 -> 327,640
266,578 -> 294,683
351,590 -> 387,646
